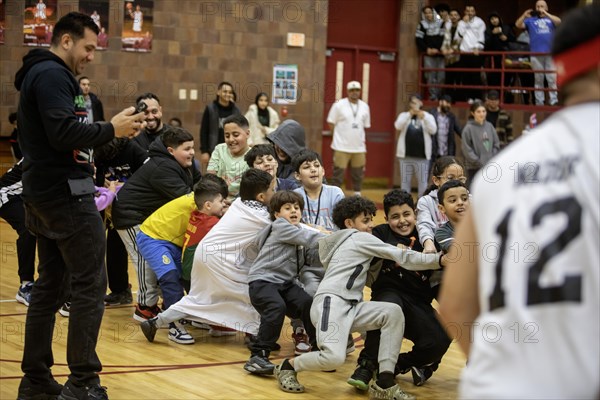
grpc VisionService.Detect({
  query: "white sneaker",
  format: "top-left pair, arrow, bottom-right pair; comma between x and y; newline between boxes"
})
168,321 -> 195,344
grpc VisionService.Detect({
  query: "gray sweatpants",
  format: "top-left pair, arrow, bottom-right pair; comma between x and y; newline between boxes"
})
294,293 -> 404,373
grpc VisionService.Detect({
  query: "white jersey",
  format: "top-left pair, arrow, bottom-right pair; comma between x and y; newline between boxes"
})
462,102 -> 600,399
327,98 -> 371,153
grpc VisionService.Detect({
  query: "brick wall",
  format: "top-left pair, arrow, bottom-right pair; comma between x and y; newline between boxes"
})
0,0 -> 329,151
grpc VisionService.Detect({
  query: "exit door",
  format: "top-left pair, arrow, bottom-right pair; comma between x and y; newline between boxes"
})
322,46 -> 397,187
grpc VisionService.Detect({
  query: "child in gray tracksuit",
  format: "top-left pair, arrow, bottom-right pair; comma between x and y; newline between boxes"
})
274,196 -> 445,400
244,191 -> 324,376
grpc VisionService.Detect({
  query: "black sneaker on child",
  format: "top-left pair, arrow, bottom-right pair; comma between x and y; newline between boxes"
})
347,359 -> 377,391
57,380 -> 107,400
17,376 -> 63,400
140,317 -> 158,342
104,285 -> 133,306
410,366 -> 433,386
244,350 -> 276,375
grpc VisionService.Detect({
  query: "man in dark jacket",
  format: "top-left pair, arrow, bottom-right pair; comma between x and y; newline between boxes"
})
78,76 -> 104,122
13,12 -> 144,400
416,6 -> 446,100
133,92 -> 174,151
429,95 -> 462,159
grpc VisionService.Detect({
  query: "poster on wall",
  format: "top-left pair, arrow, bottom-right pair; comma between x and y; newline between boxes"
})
272,64 -> 298,105
121,0 -> 153,52
79,0 -> 109,50
0,0 -> 5,45
23,0 -> 58,47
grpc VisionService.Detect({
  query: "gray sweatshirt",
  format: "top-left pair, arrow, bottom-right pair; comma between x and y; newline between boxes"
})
461,119 -> 500,169
247,218 -> 323,284
316,229 -> 442,302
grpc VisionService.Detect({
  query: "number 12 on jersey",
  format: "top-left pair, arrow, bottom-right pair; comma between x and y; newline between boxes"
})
489,196 -> 583,311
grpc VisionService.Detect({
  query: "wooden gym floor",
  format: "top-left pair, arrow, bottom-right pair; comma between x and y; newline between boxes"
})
0,154 -> 465,399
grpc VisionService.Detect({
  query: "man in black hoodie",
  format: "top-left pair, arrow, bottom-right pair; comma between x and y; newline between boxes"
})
14,12 -> 144,400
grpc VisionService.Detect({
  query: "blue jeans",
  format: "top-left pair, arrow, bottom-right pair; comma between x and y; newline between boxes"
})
21,194 -> 106,387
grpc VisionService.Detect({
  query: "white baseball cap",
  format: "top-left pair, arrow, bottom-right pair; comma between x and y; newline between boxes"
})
347,81 -> 361,90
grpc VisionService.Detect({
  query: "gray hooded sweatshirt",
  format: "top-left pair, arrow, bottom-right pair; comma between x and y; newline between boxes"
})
316,229 -> 441,302
461,119 -> 500,169
267,119 -> 306,179
247,218 -> 323,284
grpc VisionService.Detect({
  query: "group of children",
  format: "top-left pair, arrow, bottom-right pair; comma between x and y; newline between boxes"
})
4,99 -> 473,398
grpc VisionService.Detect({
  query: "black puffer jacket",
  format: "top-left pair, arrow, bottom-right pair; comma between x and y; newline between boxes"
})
112,136 -> 201,229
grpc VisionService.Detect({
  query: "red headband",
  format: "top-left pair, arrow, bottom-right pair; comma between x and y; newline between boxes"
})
554,35 -> 600,86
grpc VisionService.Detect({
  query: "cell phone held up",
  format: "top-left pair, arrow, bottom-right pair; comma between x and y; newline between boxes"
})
135,101 -> 148,114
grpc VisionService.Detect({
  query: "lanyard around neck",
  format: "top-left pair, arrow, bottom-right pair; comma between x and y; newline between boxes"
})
304,186 -> 323,225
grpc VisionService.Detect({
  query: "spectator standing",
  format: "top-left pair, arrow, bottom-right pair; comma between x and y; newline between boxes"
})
429,94 -> 461,160
394,95 -> 437,196
485,13 -> 515,91
78,76 -> 104,123
245,92 -> 280,145
327,81 -> 371,196
484,90 -> 513,148
516,0 -> 561,106
455,5 -> 486,101
14,12 -> 144,399
416,6 -> 446,101
199,81 -> 241,172
441,9 -> 462,101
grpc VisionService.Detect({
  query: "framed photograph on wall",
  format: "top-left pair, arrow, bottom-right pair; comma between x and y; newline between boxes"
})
23,0 -> 58,47
0,0 -> 5,45
121,0 -> 153,52
79,0 -> 110,50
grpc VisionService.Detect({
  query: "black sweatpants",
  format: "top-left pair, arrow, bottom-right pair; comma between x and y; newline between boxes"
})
358,288 -> 451,371
248,279 -> 315,356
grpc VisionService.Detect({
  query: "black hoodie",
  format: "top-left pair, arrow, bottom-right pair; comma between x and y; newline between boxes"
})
14,49 -> 115,202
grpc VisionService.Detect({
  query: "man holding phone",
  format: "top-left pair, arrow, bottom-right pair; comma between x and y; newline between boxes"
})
132,92 -> 171,151
14,12 -> 145,400
516,0 -> 561,106
394,94 -> 437,195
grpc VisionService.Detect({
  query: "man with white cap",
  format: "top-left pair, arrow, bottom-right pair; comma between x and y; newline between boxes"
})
327,80 -> 371,196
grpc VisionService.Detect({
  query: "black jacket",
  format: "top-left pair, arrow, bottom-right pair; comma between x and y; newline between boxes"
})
14,49 -> 114,202
266,120 -> 306,180
199,101 -> 241,154
94,138 -> 148,187
429,108 -> 462,157
371,224 -> 434,304
133,123 -> 174,152
88,92 -> 105,122
111,136 -> 201,229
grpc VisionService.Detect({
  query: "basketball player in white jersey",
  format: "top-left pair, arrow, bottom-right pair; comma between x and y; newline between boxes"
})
439,4 -> 599,399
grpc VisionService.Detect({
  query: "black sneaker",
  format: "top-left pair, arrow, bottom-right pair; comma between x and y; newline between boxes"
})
57,381 -> 107,400
140,317 -> 158,342
17,376 -> 63,400
104,285 -> 133,306
347,359 -> 377,391
244,352 -> 275,375
411,366 -> 433,386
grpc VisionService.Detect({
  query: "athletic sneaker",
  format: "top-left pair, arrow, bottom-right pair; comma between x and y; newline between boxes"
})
57,380 -> 107,400
16,282 -> 34,307
140,317 -> 158,342
410,366 -> 433,386
292,327 -> 311,355
58,302 -> 71,318
347,360 -> 377,391
133,304 -> 161,322
208,325 -> 237,337
17,376 -> 63,400
104,285 -> 133,306
368,382 -> 415,400
168,321 -> 195,344
244,351 -> 276,375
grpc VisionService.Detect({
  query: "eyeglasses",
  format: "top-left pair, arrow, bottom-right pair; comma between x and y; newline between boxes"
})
437,176 -> 467,183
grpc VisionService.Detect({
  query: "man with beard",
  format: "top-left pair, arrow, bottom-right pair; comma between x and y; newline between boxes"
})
133,92 -> 172,151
